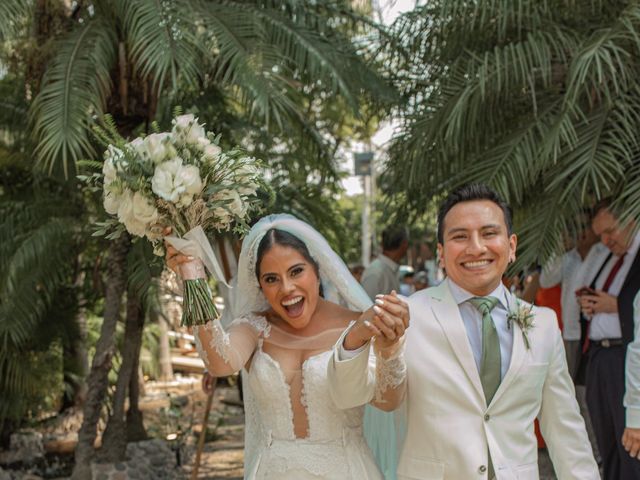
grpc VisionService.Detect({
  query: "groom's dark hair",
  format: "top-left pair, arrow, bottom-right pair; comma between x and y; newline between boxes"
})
437,184 -> 513,244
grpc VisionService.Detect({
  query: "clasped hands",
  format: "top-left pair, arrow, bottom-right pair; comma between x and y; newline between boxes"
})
345,292 -> 410,354
578,290 -> 618,316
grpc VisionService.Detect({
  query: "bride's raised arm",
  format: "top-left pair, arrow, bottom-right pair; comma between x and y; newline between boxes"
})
193,313 -> 268,376
165,244 -> 264,376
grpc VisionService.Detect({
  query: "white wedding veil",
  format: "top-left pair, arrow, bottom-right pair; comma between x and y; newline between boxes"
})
233,213 -> 372,317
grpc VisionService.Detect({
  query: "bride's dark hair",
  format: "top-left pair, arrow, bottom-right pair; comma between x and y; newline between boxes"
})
255,229 -> 323,296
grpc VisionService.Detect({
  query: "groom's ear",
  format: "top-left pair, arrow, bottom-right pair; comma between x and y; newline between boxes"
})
437,243 -> 444,268
508,233 -> 517,263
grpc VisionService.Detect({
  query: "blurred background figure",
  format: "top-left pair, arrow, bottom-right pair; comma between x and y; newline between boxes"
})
349,264 -> 365,283
399,270 -> 415,296
360,225 -> 409,301
413,271 -> 429,292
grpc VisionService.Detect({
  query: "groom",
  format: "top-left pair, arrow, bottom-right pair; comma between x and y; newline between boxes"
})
329,184 -> 599,479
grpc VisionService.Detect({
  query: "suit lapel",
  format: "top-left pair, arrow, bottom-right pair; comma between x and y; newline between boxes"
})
489,291 -> 527,407
430,282 -> 484,399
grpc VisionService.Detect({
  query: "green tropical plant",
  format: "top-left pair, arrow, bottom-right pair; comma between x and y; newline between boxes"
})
0,158 -> 83,441
384,0 -> 640,268
0,0 -> 396,179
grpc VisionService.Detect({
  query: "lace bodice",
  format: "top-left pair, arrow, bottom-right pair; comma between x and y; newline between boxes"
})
249,348 -> 360,441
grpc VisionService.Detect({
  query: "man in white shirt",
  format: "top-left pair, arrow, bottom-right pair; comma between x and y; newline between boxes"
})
580,202 -> 640,479
539,227 -> 600,379
624,292 -> 640,459
330,184 -> 598,479
360,225 -> 409,301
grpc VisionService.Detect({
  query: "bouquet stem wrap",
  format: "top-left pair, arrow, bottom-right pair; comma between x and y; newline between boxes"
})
165,226 -> 230,327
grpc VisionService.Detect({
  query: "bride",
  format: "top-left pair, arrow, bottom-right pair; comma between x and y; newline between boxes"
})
166,214 -> 408,479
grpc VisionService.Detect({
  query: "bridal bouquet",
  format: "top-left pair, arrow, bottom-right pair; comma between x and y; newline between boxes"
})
96,113 -> 266,326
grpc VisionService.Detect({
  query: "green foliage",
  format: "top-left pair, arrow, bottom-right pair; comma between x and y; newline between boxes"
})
0,159 -> 83,426
384,0 -> 640,268
15,0 -> 395,180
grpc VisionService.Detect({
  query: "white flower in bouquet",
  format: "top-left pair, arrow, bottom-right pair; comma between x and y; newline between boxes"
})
214,189 -> 247,217
171,114 -> 206,146
116,190 -> 158,238
203,143 -> 222,161
102,152 -> 118,185
144,133 -> 173,164
151,158 -> 203,207
128,137 -> 148,160
103,188 -> 121,215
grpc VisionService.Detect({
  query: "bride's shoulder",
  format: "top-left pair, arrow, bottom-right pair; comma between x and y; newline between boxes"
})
231,311 -> 272,336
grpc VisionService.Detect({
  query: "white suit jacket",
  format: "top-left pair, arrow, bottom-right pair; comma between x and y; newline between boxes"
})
328,281 -> 599,480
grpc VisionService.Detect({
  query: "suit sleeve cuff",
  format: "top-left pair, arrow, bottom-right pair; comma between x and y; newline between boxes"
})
627,407 -> 640,429
335,321 -> 370,361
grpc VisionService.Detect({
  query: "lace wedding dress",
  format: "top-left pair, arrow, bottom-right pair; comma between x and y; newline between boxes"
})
194,313 -> 404,480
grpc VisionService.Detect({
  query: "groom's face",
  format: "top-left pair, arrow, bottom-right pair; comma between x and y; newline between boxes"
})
437,200 -> 517,296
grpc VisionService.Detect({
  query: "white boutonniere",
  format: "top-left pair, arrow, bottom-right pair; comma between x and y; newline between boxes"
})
507,299 -> 535,350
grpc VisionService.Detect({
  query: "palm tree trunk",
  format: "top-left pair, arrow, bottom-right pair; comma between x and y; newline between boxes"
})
157,313 -> 173,382
71,233 -> 130,480
126,358 -> 147,442
100,287 -> 145,461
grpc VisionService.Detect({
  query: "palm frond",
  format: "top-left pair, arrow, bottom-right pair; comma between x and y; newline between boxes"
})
30,19 -> 117,178
0,0 -> 31,41
123,0 -> 203,91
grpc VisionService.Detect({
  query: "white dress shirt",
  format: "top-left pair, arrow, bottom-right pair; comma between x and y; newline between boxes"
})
625,291 -> 640,427
540,243 -> 609,341
540,249 -> 583,341
447,279 -> 514,379
590,232 -> 640,340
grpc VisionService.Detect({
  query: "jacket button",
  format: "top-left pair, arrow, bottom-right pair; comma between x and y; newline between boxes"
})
478,465 -> 487,474
484,414 -> 490,421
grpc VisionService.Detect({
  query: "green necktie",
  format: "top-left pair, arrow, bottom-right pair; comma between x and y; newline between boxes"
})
469,296 -> 501,480
469,296 -> 501,405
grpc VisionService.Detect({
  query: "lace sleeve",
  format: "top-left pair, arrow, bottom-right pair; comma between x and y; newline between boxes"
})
371,337 -> 407,408
193,313 -> 268,376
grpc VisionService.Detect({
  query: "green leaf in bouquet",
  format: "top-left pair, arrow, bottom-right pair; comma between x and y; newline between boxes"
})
203,183 -> 231,196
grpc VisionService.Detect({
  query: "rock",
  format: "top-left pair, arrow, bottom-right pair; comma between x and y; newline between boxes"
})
0,466 -> 11,480
8,432 -> 44,464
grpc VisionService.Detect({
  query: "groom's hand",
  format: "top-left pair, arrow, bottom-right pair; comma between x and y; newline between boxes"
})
622,427 -> 640,459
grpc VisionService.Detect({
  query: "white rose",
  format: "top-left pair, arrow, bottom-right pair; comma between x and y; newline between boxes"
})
151,158 -> 203,206
197,137 -> 211,150
131,191 -> 159,226
127,137 -> 148,160
173,114 -> 195,130
203,144 -> 222,161
171,114 -> 206,146
116,190 -> 149,238
175,164 -> 203,207
144,133 -> 171,164
103,188 -> 120,215
151,158 -> 183,203
102,157 -> 117,186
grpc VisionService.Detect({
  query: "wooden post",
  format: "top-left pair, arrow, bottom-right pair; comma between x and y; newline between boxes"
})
190,236 -> 235,479
190,387 -> 215,480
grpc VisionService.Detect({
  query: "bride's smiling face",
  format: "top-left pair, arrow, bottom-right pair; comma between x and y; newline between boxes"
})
257,244 -> 321,330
